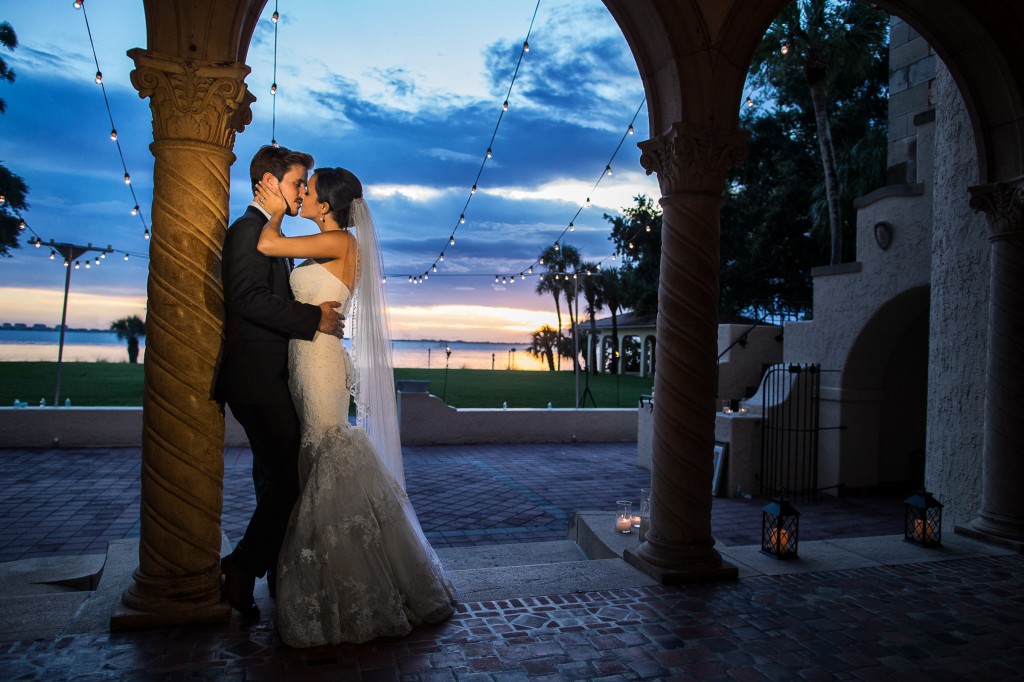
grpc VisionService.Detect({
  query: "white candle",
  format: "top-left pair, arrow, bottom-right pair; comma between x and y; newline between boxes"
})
615,517 -> 632,533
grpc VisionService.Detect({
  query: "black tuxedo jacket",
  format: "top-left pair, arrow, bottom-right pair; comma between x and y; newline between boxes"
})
214,206 -> 321,405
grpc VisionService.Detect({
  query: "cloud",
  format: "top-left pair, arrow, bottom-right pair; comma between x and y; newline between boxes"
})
367,184 -> 448,203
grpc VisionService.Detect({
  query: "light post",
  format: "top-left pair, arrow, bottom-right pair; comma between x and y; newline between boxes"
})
442,345 -> 452,401
47,240 -> 115,406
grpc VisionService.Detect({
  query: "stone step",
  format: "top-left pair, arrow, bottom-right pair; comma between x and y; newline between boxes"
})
448,557 -> 658,603
434,540 -> 586,571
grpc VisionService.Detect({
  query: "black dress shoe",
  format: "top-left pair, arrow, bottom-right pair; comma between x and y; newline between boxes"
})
267,569 -> 277,600
221,554 -> 260,619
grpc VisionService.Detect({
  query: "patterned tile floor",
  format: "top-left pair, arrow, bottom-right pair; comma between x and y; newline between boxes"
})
3,443 -> 1021,680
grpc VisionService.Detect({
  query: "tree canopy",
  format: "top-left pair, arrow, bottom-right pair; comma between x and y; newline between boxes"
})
0,20 -> 29,258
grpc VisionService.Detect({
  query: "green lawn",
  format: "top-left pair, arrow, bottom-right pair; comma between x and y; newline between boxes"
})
0,362 -> 654,409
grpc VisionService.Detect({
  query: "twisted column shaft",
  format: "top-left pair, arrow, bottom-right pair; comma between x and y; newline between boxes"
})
967,177 -> 1024,543
625,122 -> 747,582
116,50 -> 254,625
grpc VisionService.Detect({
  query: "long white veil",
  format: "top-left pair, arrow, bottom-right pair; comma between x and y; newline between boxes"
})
348,198 -> 405,489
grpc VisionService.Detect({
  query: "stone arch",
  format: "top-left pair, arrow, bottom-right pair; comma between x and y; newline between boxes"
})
119,0 -> 1024,624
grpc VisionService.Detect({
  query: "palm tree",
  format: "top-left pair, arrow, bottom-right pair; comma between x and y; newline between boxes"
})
110,315 -> 146,364
599,268 -> 624,373
534,243 -> 580,370
748,0 -> 888,265
525,325 -> 562,372
579,261 -> 605,373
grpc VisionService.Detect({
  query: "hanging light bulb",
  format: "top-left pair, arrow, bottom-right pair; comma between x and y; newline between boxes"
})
646,224 -> 652,232
628,124 -> 634,135
382,276 -> 387,284
94,257 -> 100,266
124,173 -> 131,185
432,264 -> 437,273
554,242 -> 560,252
34,238 -> 41,248
131,205 -> 139,216
49,250 -> 56,260
486,148 -> 492,159
18,219 -> 25,230
408,275 -> 413,283
501,276 -> 507,284
74,0 -> 83,9
781,41 -> 790,55
519,273 -> 525,281
110,128 -> 117,141
745,97 -> 754,108
75,261 -> 81,269
585,197 -> 591,207
85,260 -> 91,269
423,272 -> 428,280
470,184 -> 477,195
272,139 -> 279,148
459,214 -> 465,224
569,222 -> 575,231
0,194 -> 5,204
449,235 -> 455,246
100,251 -> 106,259
539,257 -> 545,265
503,100 -> 509,111
123,253 -> 129,261
64,259 -> 70,267
596,262 -> 602,270
612,252 -> 617,260
573,272 -> 577,280
144,229 -> 150,240
494,275 -> 499,283
523,40 -> 530,52
271,83 -> 278,95
95,71 -> 103,84
528,265 -> 533,274
629,242 -> 635,249
439,253 -> 445,262
272,10 -> 279,22
605,165 -> 612,176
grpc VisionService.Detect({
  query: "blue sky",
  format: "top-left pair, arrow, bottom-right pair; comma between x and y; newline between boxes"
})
0,1 -> 659,342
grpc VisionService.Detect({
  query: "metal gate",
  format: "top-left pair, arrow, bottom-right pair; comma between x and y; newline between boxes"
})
760,363 -> 820,502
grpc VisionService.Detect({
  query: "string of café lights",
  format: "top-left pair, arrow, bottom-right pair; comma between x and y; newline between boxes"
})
9,0 -> 153,270
392,32 -> 786,288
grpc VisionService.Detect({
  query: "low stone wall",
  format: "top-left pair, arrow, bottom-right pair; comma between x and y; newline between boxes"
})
1,396 -> 638,448
398,392 -> 637,445
0,407 -> 250,448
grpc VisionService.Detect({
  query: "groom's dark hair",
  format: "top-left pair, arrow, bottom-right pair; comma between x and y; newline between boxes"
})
249,145 -> 314,193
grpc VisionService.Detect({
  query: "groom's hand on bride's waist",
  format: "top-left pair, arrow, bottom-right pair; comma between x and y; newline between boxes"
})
318,301 -> 345,337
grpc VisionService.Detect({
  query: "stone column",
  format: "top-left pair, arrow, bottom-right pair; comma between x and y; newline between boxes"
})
113,49 -> 255,628
964,177 -> 1024,546
625,121 -> 747,583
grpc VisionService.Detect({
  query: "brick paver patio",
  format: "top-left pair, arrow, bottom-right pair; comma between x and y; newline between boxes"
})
3,443 -> 1020,680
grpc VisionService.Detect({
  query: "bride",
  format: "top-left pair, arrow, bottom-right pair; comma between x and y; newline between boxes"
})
254,166 -> 456,647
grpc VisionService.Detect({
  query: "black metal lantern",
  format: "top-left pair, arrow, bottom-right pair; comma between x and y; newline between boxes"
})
904,490 -> 943,547
761,496 -> 800,559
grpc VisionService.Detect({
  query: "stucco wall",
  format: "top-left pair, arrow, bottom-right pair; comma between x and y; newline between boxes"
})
924,60 -> 989,528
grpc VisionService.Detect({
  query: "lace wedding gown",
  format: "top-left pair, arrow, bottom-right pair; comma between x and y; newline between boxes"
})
276,260 -> 456,648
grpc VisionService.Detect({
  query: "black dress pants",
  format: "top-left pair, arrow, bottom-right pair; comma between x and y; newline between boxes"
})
227,401 -> 302,578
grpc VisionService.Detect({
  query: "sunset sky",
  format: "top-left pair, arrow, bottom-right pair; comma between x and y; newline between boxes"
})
0,1 -> 659,342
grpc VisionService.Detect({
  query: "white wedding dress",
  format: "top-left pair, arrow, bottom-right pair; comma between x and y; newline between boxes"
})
276,260 -> 456,648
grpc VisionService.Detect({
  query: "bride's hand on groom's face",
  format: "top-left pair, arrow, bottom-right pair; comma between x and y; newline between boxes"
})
255,180 -> 288,216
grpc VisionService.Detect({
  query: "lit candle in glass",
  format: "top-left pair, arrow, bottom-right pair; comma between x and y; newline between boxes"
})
615,500 -> 633,533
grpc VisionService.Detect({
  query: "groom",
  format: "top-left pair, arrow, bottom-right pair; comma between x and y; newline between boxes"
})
214,144 -> 343,618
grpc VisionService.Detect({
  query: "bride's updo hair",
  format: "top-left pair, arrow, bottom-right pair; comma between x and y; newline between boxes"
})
312,167 -> 363,227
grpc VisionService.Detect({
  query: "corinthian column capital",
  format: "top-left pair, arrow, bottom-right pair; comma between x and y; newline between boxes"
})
969,176 -> 1024,242
128,48 -> 255,148
638,122 -> 749,196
